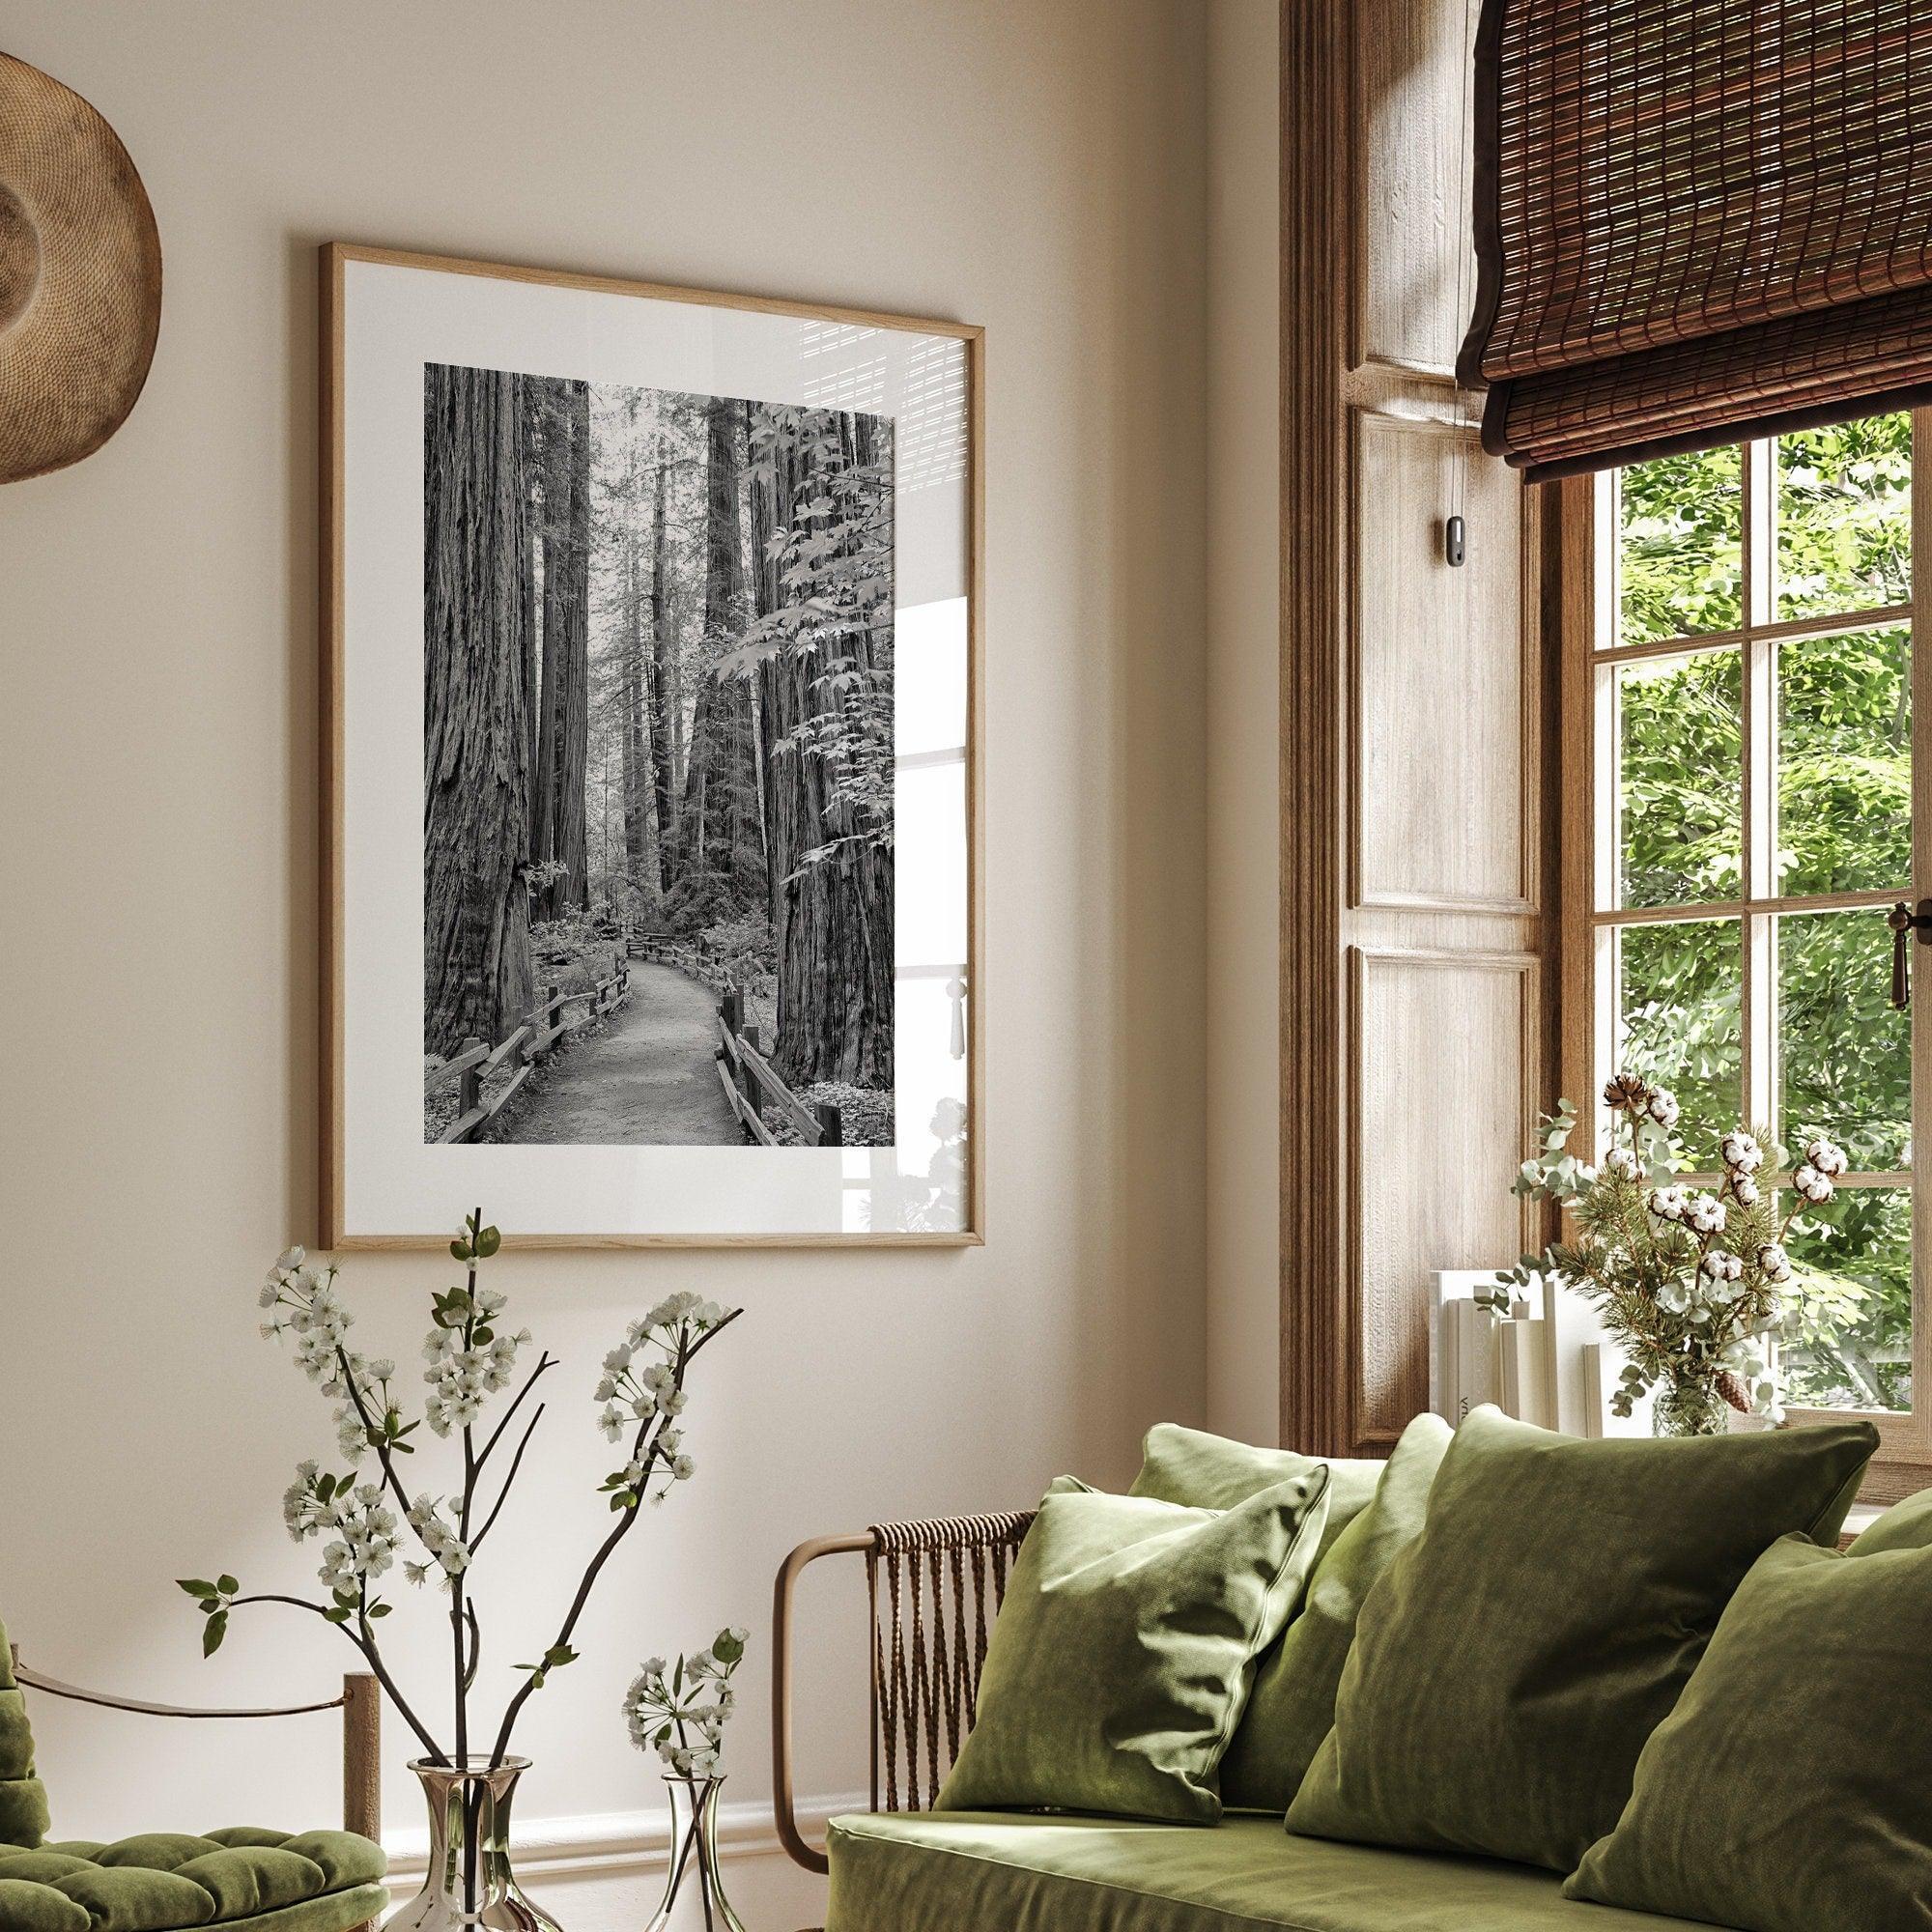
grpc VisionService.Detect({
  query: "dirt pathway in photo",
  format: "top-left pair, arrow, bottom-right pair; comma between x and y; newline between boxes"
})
491,961 -> 743,1146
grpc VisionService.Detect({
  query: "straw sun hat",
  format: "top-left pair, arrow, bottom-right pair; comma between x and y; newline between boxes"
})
0,51 -> 161,484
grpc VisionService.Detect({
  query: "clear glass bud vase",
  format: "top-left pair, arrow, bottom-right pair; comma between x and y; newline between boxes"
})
1654,1377 -> 1728,1437
390,1757 -> 561,1932
645,1776 -> 747,1932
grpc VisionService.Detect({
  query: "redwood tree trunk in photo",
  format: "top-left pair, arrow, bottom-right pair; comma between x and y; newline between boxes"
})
752,404 -> 895,1087
531,385 -> 563,880
621,520 -> 648,885
532,377 -> 591,919
646,457 -> 678,895
679,396 -> 765,907
555,379 -> 591,912
518,378 -> 542,813
423,363 -> 535,1059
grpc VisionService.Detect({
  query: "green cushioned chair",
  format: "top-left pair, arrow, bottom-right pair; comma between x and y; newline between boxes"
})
1,1622 -> 387,1932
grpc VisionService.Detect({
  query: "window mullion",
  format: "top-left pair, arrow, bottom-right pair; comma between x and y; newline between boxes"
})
1909,410 -> 1932,1446
1742,440 -> 1776,1136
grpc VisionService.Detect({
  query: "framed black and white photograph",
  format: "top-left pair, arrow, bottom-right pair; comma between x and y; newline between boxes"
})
322,244 -> 980,1246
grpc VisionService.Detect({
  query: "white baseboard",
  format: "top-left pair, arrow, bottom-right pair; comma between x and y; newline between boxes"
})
384,1789 -> 867,1884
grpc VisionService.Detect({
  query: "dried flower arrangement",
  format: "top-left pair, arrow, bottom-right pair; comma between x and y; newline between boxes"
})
1497,1074 -> 1846,1434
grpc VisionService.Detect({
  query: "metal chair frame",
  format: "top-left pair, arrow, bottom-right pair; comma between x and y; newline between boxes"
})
10,1645 -> 381,1930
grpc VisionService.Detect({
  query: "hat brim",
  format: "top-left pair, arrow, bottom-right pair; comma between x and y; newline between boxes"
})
0,51 -> 161,484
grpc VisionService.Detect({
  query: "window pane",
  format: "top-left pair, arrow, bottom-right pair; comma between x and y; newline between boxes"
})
1781,1186 -> 1913,1413
1775,413 -> 1912,622
1616,919 -> 1742,1162
1778,909 -> 1912,1171
1617,651 -> 1742,908
1617,444 -> 1744,645
1776,626 -> 1911,895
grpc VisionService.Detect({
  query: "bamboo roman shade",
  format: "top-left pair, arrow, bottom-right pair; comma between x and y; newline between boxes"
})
1461,0 -> 1932,480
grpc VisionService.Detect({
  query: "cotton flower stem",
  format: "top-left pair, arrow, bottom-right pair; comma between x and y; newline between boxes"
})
487,1311 -> 741,1769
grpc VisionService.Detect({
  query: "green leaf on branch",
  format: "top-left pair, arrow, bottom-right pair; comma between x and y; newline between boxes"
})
514,1643 -> 579,1690
177,1578 -> 217,1602
216,1575 -> 238,1596
202,1611 -> 228,1657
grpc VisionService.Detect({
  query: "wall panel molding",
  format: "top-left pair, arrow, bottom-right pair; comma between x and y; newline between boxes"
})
1282,0 -> 1548,1459
1350,410 -> 1537,917
1346,946 -> 1540,1447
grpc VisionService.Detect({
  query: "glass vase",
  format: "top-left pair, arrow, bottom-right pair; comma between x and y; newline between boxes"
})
1653,1377 -> 1728,1437
389,1756 -> 561,1932
644,1775 -> 747,1932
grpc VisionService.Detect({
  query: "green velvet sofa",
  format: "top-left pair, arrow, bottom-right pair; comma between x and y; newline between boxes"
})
824,1812 -> 1724,1932
776,1418 -> 1879,1932
0,1624 -> 387,1932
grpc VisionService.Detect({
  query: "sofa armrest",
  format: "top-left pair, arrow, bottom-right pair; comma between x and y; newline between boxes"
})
771,1510 -> 1036,1875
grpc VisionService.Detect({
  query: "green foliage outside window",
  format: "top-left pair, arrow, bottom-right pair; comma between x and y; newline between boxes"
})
1613,416 -> 1916,1412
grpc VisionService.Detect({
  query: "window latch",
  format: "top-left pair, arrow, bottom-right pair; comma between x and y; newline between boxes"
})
1887,898 -> 1932,1009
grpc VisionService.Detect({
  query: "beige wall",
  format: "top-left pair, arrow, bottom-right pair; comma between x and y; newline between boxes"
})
0,2 -> 1211,1923
1206,0 -> 1282,1444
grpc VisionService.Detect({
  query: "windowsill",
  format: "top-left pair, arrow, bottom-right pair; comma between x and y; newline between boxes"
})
1843,1502 -> 1886,1538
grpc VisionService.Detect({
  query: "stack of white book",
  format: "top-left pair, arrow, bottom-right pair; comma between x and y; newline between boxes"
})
1431,1270 -> 1552,1430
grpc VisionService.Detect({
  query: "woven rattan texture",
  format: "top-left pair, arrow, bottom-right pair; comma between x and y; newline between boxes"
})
867,1511 -> 1035,1814
1463,0 -> 1932,475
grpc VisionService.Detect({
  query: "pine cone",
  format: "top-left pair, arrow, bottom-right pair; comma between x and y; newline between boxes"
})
1716,1370 -> 1751,1414
1604,1072 -> 1650,1110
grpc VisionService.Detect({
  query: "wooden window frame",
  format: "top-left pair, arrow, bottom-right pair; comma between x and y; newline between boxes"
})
1554,418 -> 1932,1495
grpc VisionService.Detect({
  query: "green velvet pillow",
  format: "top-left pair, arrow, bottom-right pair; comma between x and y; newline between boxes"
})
1846,1483 -> 1932,1557
1565,1531 -> 1932,1930
938,1470 -> 1333,1824
1219,1411 -> 1451,1813
1285,1406 -> 1876,1874
0,1622 -> 49,1850
1128,1425 -> 1384,1565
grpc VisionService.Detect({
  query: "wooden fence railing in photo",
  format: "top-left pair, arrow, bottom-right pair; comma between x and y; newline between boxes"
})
424,946 -> 631,1145
627,928 -> 733,994
716,987 -> 842,1148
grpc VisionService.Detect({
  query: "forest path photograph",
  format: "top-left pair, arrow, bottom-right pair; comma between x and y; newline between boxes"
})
421,360 -> 897,1150
488,958 -> 738,1146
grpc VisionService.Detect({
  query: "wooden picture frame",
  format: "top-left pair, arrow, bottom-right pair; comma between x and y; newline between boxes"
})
321,243 -> 983,1248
